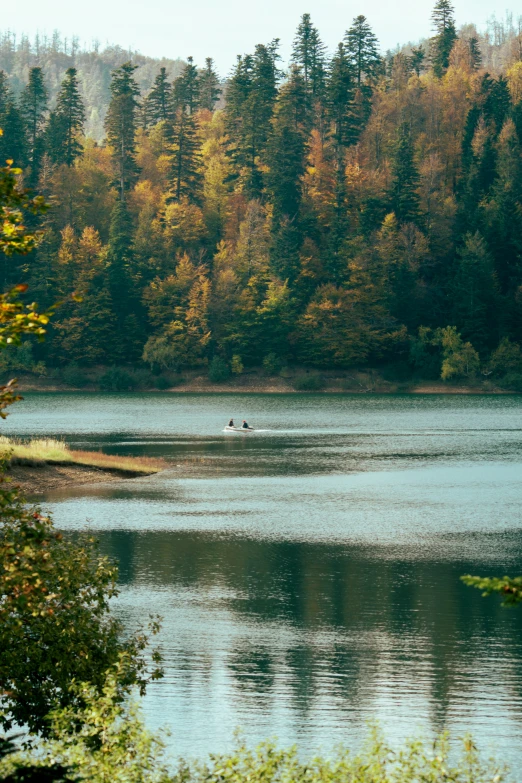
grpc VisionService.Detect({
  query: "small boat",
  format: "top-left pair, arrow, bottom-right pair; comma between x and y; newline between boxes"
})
224,425 -> 254,433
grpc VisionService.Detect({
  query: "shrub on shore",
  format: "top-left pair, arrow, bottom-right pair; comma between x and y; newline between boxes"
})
208,356 -> 230,383
293,373 -> 325,391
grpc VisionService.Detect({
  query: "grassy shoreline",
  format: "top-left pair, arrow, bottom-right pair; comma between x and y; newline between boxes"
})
0,438 -> 166,476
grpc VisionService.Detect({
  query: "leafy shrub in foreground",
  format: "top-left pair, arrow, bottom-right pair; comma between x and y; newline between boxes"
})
0,488 -> 162,736
1,708 -> 508,783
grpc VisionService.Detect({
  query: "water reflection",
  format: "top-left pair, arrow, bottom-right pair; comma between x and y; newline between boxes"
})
8,393 -> 522,764
103,530 -> 522,760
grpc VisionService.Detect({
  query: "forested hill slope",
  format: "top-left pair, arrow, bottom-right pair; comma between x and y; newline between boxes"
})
0,32 -> 185,139
1,3 -> 522,391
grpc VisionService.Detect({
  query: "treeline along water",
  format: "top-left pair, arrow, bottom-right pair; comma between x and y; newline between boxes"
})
5,393 -> 522,763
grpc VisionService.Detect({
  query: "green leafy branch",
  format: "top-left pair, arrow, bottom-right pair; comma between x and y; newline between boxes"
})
461,575 -> 522,607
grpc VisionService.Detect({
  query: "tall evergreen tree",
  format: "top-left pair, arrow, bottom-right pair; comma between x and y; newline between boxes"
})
481,74 -> 511,135
409,46 -> 425,76
277,66 -> 308,131
0,72 -> 25,167
146,67 -> 174,125
328,43 -> 357,152
326,43 -> 357,257
198,58 -> 221,112
430,0 -> 458,78
46,67 -> 85,166
106,199 -> 142,361
20,66 -> 48,183
0,70 -> 8,119
0,100 -> 27,167
104,62 -> 140,201
225,44 -> 279,197
267,84 -> 307,227
344,16 -> 381,87
468,36 -> 482,70
266,111 -> 306,282
389,123 -> 420,224
170,106 -> 202,203
451,231 -> 498,352
482,120 -> 522,296
291,14 -> 327,107
174,56 -> 200,115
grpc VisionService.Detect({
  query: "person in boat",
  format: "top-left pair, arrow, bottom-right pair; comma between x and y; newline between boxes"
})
228,418 -> 234,427
242,420 -> 250,429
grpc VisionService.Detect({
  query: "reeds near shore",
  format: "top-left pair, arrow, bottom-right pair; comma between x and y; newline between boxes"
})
0,437 -> 165,474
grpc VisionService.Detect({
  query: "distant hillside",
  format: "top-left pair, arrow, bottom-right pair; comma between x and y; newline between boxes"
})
0,31 -> 186,139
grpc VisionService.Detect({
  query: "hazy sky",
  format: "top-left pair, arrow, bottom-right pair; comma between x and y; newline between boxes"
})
5,0 -> 509,74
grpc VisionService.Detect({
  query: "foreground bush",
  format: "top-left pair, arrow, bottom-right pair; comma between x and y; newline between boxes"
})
0,481 -> 162,735
0,700 -> 509,783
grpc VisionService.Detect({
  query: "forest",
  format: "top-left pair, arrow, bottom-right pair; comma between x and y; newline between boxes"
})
1,2 -> 522,390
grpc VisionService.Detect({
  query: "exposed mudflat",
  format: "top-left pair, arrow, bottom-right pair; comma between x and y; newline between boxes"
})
7,462 -> 128,496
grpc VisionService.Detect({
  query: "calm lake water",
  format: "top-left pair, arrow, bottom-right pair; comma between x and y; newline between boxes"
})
5,392 -> 522,765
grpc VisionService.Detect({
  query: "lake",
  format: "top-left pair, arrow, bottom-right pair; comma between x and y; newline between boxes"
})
5,392 -> 522,766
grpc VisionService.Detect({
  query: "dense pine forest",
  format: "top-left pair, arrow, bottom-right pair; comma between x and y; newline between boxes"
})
2,2 -> 522,389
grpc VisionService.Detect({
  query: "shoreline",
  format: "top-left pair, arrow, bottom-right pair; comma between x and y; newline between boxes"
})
15,381 -> 516,395
17,373 -> 521,395
7,461 -> 153,497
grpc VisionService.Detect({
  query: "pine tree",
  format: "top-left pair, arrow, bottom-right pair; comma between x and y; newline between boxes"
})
224,44 -> 279,197
468,36 -> 482,70
198,58 -> 221,112
104,62 -> 140,201
174,56 -> 200,115
344,16 -> 381,88
0,70 -> 8,119
482,74 -> 511,135
430,0 -> 458,78
106,199 -> 142,361
46,67 -> 85,166
328,43 -> 357,152
482,120 -> 522,296
0,72 -> 25,167
277,66 -> 308,131
170,106 -> 202,203
20,66 -> 48,183
266,113 -> 306,226
266,123 -> 306,281
390,123 -> 420,224
409,46 -> 425,76
327,43 -> 357,257
0,100 -> 27,167
146,67 -> 174,125
451,232 -> 498,352
291,14 -> 327,108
